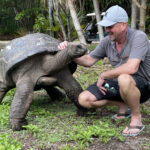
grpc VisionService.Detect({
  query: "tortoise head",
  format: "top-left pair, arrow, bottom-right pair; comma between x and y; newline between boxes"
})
66,43 -> 87,58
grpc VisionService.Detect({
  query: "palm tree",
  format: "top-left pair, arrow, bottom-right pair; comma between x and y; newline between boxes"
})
47,0 -> 54,36
92,0 -> 104,41
66,0 -> 86,44
131,0 -> 137,29
55,0 -> 68,40
132,0 -> 147,31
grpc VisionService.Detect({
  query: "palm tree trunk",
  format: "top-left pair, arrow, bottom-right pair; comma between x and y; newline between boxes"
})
139,0 -> 147,31
67,0 -> 86,44
132,0 -> 147,32
57,6 -> 67,40
92,0 -> 104,41
131,0 -> 137,29
48,0 -> 54,36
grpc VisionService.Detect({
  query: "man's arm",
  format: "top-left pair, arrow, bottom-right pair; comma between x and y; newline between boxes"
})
97,58 -> 141,95
74,55 -> 98,67
100,58 -> 141,79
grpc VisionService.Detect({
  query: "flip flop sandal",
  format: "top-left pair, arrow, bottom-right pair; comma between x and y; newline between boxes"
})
122,125 -> 145,136
112,109 -> 131,120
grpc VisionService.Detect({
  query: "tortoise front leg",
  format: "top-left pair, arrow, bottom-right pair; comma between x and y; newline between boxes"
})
9,78 -> 34,131
55,69 -> 89,116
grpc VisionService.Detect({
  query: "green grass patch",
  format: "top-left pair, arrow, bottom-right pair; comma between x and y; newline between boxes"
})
0,133 -> 22,150
0,103 -> 9,127
68,120 -> 124,145
87,43 -> 97,51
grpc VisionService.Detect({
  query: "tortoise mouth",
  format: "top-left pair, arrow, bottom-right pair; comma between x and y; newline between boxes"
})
76,44 -> 87,55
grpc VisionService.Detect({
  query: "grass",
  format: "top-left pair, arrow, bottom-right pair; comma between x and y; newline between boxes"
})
0,133 -> 22,150
0,48 -> 150,149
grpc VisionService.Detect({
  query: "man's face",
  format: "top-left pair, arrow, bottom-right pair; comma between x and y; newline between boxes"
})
105,23 -> 127,41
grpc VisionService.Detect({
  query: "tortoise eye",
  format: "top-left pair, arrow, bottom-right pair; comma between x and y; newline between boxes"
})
76,45 -> 82,49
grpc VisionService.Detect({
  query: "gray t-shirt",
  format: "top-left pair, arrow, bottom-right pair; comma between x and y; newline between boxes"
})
90,27 -> 150,81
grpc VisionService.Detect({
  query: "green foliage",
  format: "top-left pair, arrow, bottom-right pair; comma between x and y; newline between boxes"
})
0,0 -> 19,35
140,104 -> 150,115
0,134 -> 21,150
33,14 -> 50,33
87,44 -> 97,52
145,15 -> 150,33
15,8 -> 40,21
61,144 -> 78,150
0,104 -> 9,126
0,19 -> 19,35
95,60 -> 103,65
69,121 -> 124,147
2,89 -> 15,104
29,107 -> 53,117
5,88 -> 16,98
23,124 -> 40,134
0,89 -> 15,127
15,6 -> 47,31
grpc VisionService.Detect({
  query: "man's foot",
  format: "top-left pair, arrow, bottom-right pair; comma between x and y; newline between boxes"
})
122,125 -> 145,136
112,109 -> 131,120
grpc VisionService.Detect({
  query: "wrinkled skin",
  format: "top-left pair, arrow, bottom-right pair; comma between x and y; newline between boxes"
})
0,44 -> 88,131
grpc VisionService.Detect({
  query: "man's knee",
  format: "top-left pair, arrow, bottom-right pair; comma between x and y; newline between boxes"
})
118,74 -> 136,92
78,91 -> 96,108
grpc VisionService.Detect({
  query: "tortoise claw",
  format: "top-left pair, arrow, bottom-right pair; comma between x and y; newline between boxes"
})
10,118 -> 28,131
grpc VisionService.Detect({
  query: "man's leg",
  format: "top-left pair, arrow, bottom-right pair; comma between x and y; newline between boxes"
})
118,74 -> 143,135
78,90 -> 129,111
78,79 -> 130,118
79,90 -> 107,108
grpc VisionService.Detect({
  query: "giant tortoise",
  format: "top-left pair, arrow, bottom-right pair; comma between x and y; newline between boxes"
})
0,33 -> 87,131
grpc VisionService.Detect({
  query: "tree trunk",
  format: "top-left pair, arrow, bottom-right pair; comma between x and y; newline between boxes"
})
92,0 -> 104,41
132,0 -> 147,32
66,13 -> 71,41
53,1 -> 67,40
40,0 -> 47,7
67,0 -> 86,45
59,4 -> 71,41
57,6 -> 67,41
131,0 -> 137,29
48,0 -> 54,36
78,0 -> 85,14
139,0 -> 147,31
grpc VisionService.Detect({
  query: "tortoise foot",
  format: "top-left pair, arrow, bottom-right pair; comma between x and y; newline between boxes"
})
10,118 -> 28,131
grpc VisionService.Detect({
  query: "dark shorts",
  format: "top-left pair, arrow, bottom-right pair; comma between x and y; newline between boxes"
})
86,74 -> 150,103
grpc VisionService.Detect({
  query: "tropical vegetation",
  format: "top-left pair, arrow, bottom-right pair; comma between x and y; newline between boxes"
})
0,0 -> 149,41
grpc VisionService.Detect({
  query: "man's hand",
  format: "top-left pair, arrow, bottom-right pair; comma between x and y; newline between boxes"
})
97,73 -> 106,95
58,41 -> 68,50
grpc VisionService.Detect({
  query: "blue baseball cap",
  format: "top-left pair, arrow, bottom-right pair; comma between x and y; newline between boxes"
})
97,5 -> 128,27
